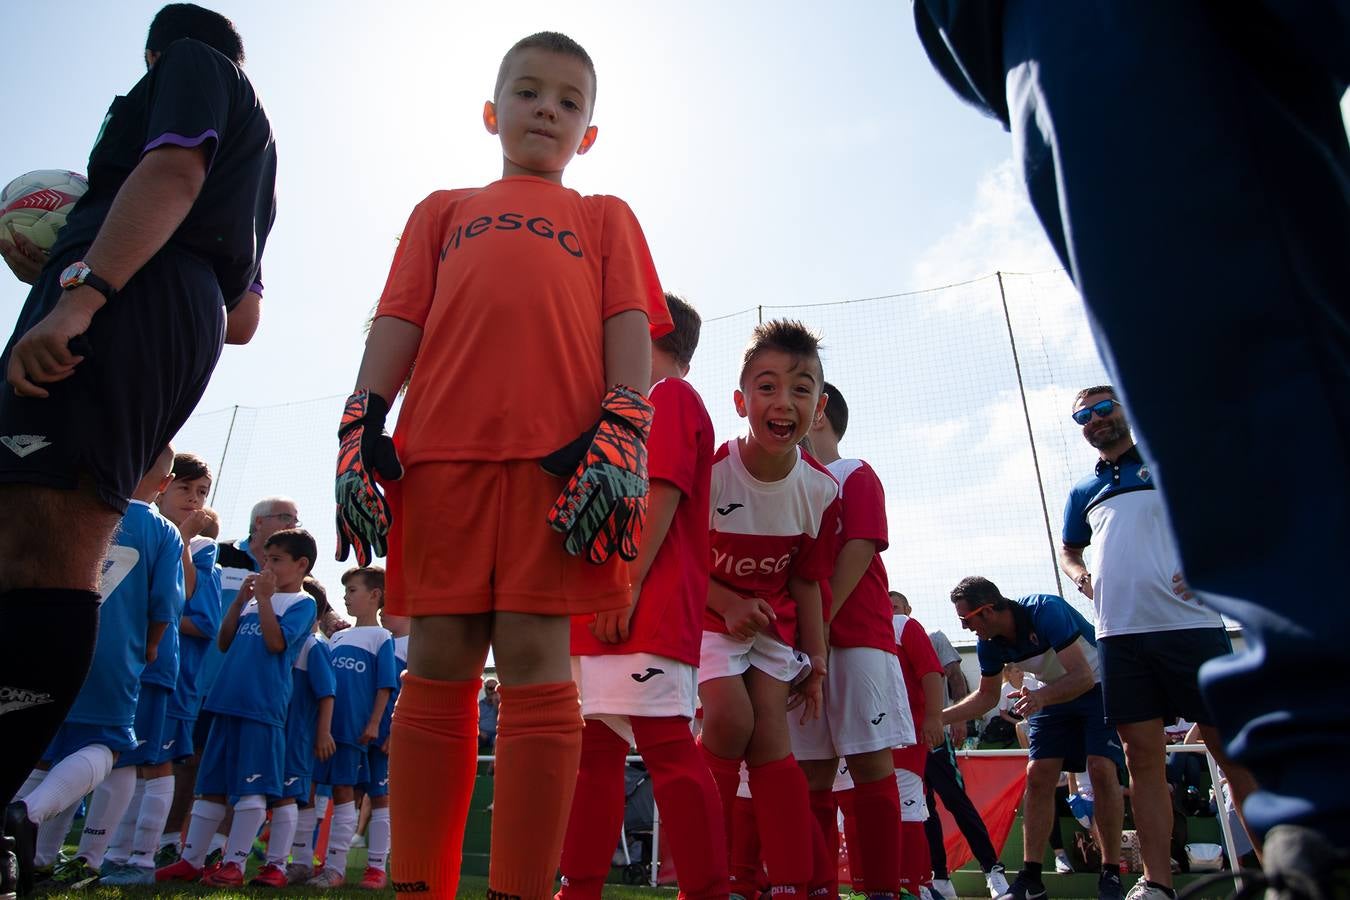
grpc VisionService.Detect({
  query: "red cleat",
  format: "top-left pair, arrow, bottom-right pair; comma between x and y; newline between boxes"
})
154,858 -> 202,882
358,866 -> 389,890
201,861 -> 245,887
250,863 -> 289,887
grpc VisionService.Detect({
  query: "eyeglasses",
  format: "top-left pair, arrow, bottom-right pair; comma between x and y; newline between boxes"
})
957,603 -> 993,624
1071,399 -> 1120,426
263,512 -> 301,527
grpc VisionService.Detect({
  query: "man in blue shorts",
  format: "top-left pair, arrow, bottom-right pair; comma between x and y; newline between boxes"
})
941,577 -> 1124,900
0,2 -> 276,822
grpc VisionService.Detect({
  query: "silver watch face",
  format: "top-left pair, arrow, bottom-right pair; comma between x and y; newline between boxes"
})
59,262 -> 88,288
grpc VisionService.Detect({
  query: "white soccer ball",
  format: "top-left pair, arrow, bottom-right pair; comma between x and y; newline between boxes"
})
0,169 -> 89,252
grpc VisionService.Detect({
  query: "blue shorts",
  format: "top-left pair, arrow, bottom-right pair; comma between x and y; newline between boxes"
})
118,684 -> 172,768
196,715 -> 284,801
43,722 -> 137,761
161,717 -> 196,763
362,747 -> 390,798
281,773 -> 312,802
313,742 -> 366,788
1026,684 -> 1124,773
1099,628 -> 1231,726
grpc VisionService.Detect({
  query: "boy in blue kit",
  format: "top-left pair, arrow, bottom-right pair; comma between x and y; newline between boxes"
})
251,589 -> 336,888
306,566 -> 396,889
156,528 -> 318,888
5,447 -> 182,895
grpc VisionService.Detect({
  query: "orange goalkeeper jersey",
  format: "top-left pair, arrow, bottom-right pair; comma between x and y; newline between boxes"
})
375,175 -> 670,464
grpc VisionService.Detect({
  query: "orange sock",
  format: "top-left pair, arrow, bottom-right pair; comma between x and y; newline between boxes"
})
488,681 -> 583,900
388,675 -> 479,898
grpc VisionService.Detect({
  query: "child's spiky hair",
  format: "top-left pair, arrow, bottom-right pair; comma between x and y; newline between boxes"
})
654,293 -> 702,369
263,528 -> 317,576
739,319 -> 824,385
495,32 -> 597,104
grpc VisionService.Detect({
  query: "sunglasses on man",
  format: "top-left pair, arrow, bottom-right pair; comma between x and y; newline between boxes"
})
1071,398 -> 1120,426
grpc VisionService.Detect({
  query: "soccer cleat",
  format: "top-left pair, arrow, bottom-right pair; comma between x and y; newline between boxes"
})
2,803 -> 36,898
250,863 -> 290,888
986,863 -> 1011,898
358,866 -> 389,890
1099,868 -> 1123,900
995,873 -> 1047,900
98,863 -> 156,886
285,861 -> 317,884
930,879 -> 958,900
307,864 -> 347,888
47,855 -> 100,889
1122,881 -> 1170,900
1054,852 -> 1074,874
201,860 -> 245,887
154,857 -> 203,882
153,841 -> 180,868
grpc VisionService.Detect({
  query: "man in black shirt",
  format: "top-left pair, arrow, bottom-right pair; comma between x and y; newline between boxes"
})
0,8 -> 276,887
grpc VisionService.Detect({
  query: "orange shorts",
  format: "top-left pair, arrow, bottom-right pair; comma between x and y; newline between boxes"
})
389,460 -> 632,617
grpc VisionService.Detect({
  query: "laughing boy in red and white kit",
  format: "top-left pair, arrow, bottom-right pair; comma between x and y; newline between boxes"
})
558,293 -> 728,900
796,383 -> 916,900
698,320 -> 838,900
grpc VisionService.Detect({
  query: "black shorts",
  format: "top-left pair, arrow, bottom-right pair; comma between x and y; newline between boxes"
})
1099,627 -> 1232,726
0,244 -> 225,512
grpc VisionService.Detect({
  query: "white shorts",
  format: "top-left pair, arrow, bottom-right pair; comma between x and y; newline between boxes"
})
698,630 -> 811,685
897,768 -> 928,822
570,652 -> 698,746
788,646 -> 916,759
833,759 -> 854,792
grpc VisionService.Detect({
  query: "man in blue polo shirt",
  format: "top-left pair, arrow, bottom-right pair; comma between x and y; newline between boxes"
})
1059,386 -> 1259,900
941,577 -> 1124,900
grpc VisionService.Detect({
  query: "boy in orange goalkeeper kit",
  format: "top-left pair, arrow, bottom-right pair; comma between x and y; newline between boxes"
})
332,32 -> 670,900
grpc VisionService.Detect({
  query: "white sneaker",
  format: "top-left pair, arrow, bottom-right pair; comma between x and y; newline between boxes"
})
931,878 -> 959,900
986,864 -> 1010,898
1054,851 -> 1075,874
1124,881 -> 1172,900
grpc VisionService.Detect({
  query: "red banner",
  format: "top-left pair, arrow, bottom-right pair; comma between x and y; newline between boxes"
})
937,756 -> 1027,872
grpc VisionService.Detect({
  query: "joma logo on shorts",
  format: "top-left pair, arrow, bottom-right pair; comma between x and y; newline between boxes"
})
711,548 -> 794,578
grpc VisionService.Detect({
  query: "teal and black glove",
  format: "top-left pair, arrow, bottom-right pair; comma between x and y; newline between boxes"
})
335,389 -> 403,565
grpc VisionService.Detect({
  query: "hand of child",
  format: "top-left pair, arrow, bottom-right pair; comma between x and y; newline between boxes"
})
922,713 -> 945,750
315,731 -> 336,761
335,389 -> 403,566
787,654 -> 827,724
590,588 -> 637,643
253,570 -> 276,603
237,574 -> 257,604
178,508 -> 212,541
724,595 -> 775,640
380,736 -> 390,754
358,722 -> 379,746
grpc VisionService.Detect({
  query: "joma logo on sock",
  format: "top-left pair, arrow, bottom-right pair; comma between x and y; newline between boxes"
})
392,881 -> 431,893
486,889 -> 523,900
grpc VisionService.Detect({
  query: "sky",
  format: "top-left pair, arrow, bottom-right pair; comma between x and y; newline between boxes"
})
5,3 -> 1344,643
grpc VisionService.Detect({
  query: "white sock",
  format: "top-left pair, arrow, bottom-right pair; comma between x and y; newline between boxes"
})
208,830 -> 227,853
181,799 -> 227,867
324,801 -> 357,873
266,803 -> 298,867
105,776 -> 145,865
21,744 -> 113,823
14,769 -> 45,801
125,775 -> 174,866
291,805 -> 317,864
77,766 -> 137,866
159,829 -> 180,849
34,801 -> 80,868
225,795 -> 267,868
366,807 -> 390,871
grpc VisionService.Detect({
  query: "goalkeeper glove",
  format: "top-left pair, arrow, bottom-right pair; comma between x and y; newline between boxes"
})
542,385 -> 653,564
335,389 -> 403,565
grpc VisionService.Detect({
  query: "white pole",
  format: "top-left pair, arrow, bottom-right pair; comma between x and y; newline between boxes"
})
1200,749 -> 1243,891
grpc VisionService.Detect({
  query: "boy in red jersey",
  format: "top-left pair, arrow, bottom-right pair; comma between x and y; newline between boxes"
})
332,32 -> 670,899
699,320 -> 837,900
794,384 -> 916,900
558,294 -> 728,900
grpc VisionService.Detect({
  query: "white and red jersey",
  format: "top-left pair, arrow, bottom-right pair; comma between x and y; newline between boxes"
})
892,612 -> 945,774
824,458 -> 894,653
704,439 -> 840,648
571,377 -> 713,666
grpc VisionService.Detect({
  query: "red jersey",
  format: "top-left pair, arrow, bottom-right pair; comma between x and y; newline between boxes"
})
824,458 -> 894,653
893,612 -> 944,773
571,378 -> 714,666
374,177 -> 671,466
704,440 -> 840,647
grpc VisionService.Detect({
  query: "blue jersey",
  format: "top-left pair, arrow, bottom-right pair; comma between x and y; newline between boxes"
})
377,634 -> 408,744
166,538 -> 225,720
69,501 -> 184,726
285,634 -> 337,777
975,594 -> 1102,686
204,591 -> 316,727
195,538 -> 258,701
328,626 -> 398,746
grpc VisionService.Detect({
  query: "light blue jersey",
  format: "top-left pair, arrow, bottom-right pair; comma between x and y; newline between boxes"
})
286,634 -> 337,777
204,591 -> 316,728
328,626 -> 398,746
68,501 -> 184,727
195,538 -> 258,702
166,537 -> 224,721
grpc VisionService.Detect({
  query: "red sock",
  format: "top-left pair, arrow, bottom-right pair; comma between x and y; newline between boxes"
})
853,775 -> 902,897
632,717 -> 729,900
749,755 -> 812,898
700,741 -> 742,880
388,675 -> 479,897
837,789 -> 864,889
900,821 -> 932,892
557,720 -> 628,900
730,795 -> 763,896
489,681 -> 584,900
808,789 -> 839,898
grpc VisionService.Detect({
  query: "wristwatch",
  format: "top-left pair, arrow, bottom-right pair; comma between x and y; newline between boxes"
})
59,261 -> 116,301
